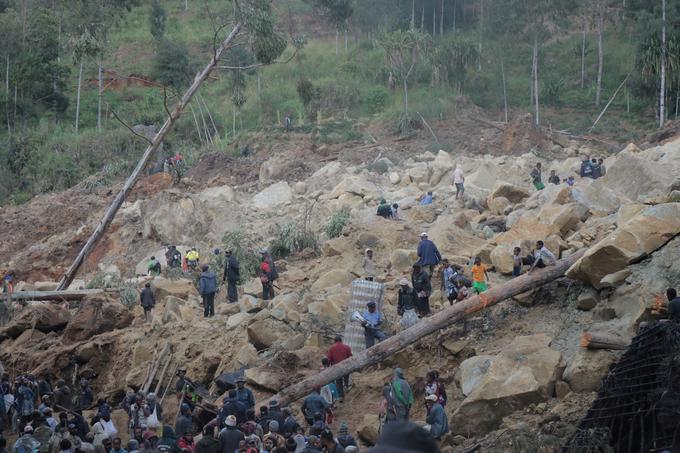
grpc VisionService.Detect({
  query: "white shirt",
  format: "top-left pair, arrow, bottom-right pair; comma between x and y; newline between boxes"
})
453,168 -> 464,184
534,247 -> 556,265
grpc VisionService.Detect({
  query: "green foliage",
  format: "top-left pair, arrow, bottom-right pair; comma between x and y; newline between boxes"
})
325,209 -> 350,238
152,39 -> 191,89
149,0 -> 166,40
241,0 -> 287,64
431,34 -> 479,93
269,223 -> 320,258
543,77 -> 566,105
297,77 -> 317,107
364,87 -> 390,113
222,231 -> 261,281
86,272 -> 137,307
310,0 -> 353,29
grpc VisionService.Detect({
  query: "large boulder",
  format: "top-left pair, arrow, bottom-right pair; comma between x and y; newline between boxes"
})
389,249 -> 418,273
598,149 -> 675,202
161,296 -> 183,324
489,182 -> 530,204
490,244 -> 516,275
310,270 -> 353,294
153,278 -> 198,300
450,334 -> 564,435
239,295 -> 267,313
563,349 -> 618,393
567,203 -> 680,288
246,317 -> 296,350
3,303 -> 71,338
252,182 -> 294,209
327,176 -> 380,200
141,191 -> 211,244
63,295 -> 134,342
407,164 -> 431,184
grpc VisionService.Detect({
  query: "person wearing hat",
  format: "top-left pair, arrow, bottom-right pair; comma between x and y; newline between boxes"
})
327,335 -> 352,401
362,248 -> 376,281
397,278 -> 419,330
416,232 -> 442,278
411,264 -> 432,317
366,421 -> 438,453
221,250 -> 240,303
14,425 -> 40,453
424,394 -> 449,440
218,415 -> 243,453
266,400 -> 285,430
336,421 -> 357,449
361,301 -> 387,349
234,377 -> 255,411
301,388 -> 329,427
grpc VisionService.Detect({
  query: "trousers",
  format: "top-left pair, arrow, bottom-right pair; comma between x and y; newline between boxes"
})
202,292 -> 215,317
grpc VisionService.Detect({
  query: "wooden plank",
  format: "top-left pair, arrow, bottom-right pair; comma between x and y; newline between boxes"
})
9,290 -> 104,301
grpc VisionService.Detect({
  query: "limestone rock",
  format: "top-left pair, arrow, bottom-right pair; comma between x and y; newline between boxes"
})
33,281 -> 59,291
407,164 -> 431,184
196,185 -> 235,204
576,290 -> 599,311
218,302 -> 240,317
567,203 -> 680,288
390,249 -> 418,273
161,296 -> 184,324
328,176 -> 380,199
357,414 -> 380,445
233,343 -> 259,369
389,172 -> 401,185
310,270 -> 352,293
3,303 -> 71,338
489,182 -> 530,204
308,300 -> 343,322
599,269 -> 632,288
406,205 -> 436,223
153,278 -> 198,300
488,196 -> 511,216
63,295 -> 133,342
252,182 -> 294,209
555,380 -> 571,400
243,278 -> 263,297
450,334 -> 564,435
293,181 -> 307,195
246,317 -> 295,350
227,312 -> 250,329
490,244 -> 515,275
563,349 -> 617,393
455,355 -> 494,396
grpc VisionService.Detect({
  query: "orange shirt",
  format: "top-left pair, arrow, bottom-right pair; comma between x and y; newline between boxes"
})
471,264 -> 487,283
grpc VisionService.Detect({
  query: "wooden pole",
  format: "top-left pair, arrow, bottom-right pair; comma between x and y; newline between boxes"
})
270,250 -> 585,406
154,353 -> 173,395
57,21 -> 244,291
580,331 -> 628,350
9,289 -> 104,301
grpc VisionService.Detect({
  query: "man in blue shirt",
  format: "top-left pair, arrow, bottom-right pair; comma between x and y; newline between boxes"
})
420,191 -> 433,205
362,301 -> 387,348
417,232 -> 442,277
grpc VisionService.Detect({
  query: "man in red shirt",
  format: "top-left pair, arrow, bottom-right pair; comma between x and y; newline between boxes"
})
327,335 -> 352,402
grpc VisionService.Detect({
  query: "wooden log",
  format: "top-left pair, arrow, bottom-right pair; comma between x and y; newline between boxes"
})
580,331 -> 628,350
270,250 -> 585,406
9,290 -> 104,301
143,344 -> 170,394
154,353 -> 173,395
56,20 -> 244,291
159,364 -> 178,406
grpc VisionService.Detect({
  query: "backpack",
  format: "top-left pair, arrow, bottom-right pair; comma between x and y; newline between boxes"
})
154,262 -> 161,273
455,275 -> 472,288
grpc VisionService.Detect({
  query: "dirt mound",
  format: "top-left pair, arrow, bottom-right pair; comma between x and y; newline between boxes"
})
185,153 -> 259,187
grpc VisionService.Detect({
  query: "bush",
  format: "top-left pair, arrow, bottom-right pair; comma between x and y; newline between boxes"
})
364,87 -> 390,113
222,231 -> 261,281
325,209 -> 350,239
269,223 -> 319,258
151,39 -> 191,89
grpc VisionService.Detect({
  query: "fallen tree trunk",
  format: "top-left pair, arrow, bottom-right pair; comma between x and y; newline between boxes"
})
9,289 -> 104,301
56,21 -> 244,291
271,250 -> 585,406
580,331 -> 628,350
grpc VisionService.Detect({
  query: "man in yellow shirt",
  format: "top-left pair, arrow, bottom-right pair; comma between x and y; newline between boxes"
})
470,256 -> 489,294
186,248 -> 200,270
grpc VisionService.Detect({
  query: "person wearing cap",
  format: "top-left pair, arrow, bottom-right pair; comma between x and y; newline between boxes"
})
234,377 -> 255,411
424,394 -> 449,440
366,421 -> 438,453
280,407 -> 300,439
174,404 -> 193,440
301,388 -> 329,427
362,249 -> 376,281
327,336 -> 352,401
194,427 -> 218,453
397,278 -> 419,330
218,415 -> 243,453
336,421 -> 357,449
266,400 -> 285,430
361,301 -> 387,348
319,428 -> 344,453
411,264 -> 432,317
14,425 -> 41,453
221,250 -> 240,303
416,232 -> 442,277
382,368 -> 413,423
198,265 -> 217,318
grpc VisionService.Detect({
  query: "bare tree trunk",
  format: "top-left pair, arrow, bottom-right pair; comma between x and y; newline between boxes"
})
196,96 -> 213,145
270,250 -> 586,406
432,7 -> 436,37
75,61 -> 83,136
189,103 -> 204,144
97,61 -> 103,132
581,20 -> 587,89
5,56 -> 9,136
199,94 -> 218,140
501,59 -> 508,123
335,30 -> 339,55
595,0 -> 604,106
185,0 -> 188,10
440,0 -> 444,35
421,8 -> 425,30
411,0 -> 415,30
344,29 -> 348,51
56,21 -> 245,291
660,0 -> 666,128
533,37 -> 539,126
232,105 -> 236,136
403,78 -> 409,115
478,0 -> 483,71
453,0 -> 456,31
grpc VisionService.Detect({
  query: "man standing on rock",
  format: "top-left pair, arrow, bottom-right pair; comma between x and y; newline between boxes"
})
234,377 -> 255,412
327,336 -> 352,402
199,265 -> 217,318
140,283 -> 155,323
259,250 -> 278,301
397,279 -> 418,329
382,368 -> 413,423
416,232 -> 441,278
301,387 -> 330,427
451,164 -> 465,200
411,264 -> 431,317
222,250 -> 240,303
361,302 -> 387,348
530,162 -> 545,191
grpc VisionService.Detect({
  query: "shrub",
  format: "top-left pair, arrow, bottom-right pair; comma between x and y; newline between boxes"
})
151,39 -> 191,89
270,223 -> 319,258
364,87 -> 390,113
325,209 -> 350,239
222,231 -> 261,281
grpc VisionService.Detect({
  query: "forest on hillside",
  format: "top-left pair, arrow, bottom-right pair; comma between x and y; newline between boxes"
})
0,0 -> 679,203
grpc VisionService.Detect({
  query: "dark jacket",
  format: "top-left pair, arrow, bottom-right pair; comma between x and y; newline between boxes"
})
669,297 -> 680,320
411,271 -> 431,295
426,403 -> 449,438
268,408 -> 285,428
199,271 -> 217,295
140,287 -> 156,309
580,159 -> 593,177
397,288 -> 417,315
174,414 -> 193,437
301,393 -> 328,420
234,388 -> 255,410
223,256 -> 240,283
158,426 -> 182,453
194,436 -> 219,453
218,399 -> 247,425
416,240 -> 441,266
217,427 -> 244,453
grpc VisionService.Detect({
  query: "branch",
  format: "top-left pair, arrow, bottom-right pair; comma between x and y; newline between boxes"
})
108,106 -> 154,146
217,47 -> 300,70
162,86 -> 172,120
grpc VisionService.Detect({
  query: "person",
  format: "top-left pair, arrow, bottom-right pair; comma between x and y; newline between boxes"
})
263,421 -> 285,449
424,371 -> 446,406
591,157 -> 601,179
301,388 -> 329,427
319,429 -> 344,453
38,376 -> 52,397
14,425 -> 41,453
397,279 -> 419,330
441,259 -> 458,305
308,413 -> 326,437
411,264 -> 431,317
280,408 -> 300,438
219,391 -> 247,426
598,158 -> 606,176
566,175 -> 575,186
376,199 -> 392,219
512,247 -> 523,277
145,393 -> 163,432
97,412 -> 117,440
166,246 -> 182,269
416,232 -> 441,276
580,156 -> 593,178
140,283 -> 155,323
16,377 -> 35,426
470,257 -> 489,294
53,380 -> 72,412
157,426 -> 180,453
361,302 -> 387,348
336,422 -> 356,449
3,271 -> 14,305
383,369 -> 413,423
391,203 -> 400,220
222,250 -> 240,303
528,241 -> 557,273
198,265 -> 217,318
218,416 -> 243,453
327,336 -> 352,402
266,401 -> 285,429
548,170 -> 560,185
530,162 -> 545,190
147,257 -> 161,277
33,417 -> 54,452
420,191 -> 433,205
194,427 -> 218,453
362,249 -> 376,281
451,164 -> 465,200
319,359 -> 338,405
110,438 -> 126,453
177,433 -> 194,453
174,404 -> 193,441
129,394 -> 149,431
186,248 -> 200,271
666,288 -> 680,320
43,408 -> 57,431
259,250 -> 278,301
284,114 -> 292,132
234,378 -> 255,412
424,395 -> 449,440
